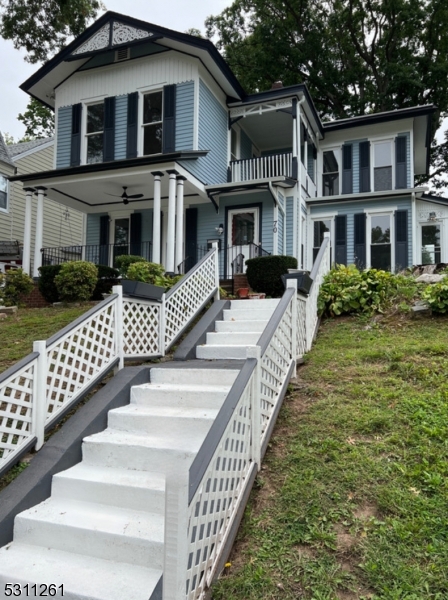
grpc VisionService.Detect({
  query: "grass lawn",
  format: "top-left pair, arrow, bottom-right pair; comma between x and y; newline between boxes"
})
213,313 -> 448,600
0,306 -> 91,374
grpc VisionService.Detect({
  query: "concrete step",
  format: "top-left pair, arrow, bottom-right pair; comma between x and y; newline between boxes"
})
197,344 -> 255,360
230,299 -> 279,309
215,319 -> 268,332
52,464 -> 166,514
82,428 -> 202,472
223,307 -> 275,321
0,542 -> 162,600
130,382 -> 231,408
108,404 -> 216,435
149,367 -> 239,386
205,331 -> 261,346
14,498 -> 164,569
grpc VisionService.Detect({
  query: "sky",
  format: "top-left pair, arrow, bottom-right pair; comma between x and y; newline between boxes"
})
1,0 -> 233,141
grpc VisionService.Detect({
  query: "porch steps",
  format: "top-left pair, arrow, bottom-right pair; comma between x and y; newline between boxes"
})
0,366 -> 240,600
196,298 -> 279,360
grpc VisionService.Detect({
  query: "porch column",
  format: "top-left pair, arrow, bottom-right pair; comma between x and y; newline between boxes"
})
22,188 -> 34,275
166,170 -> 178,275
152,172 -> 164,264
175,176 -> 186,273
33,187 -> 45,277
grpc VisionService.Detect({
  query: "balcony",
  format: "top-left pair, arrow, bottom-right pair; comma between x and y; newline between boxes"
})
229,153 -> 293,183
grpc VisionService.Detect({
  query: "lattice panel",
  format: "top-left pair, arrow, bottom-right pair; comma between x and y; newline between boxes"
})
296,296 -> 307,357
45,303 -> 117,426
260,299 -> 293,436
0,358 -> 36,468
165,253 -> 217,350
122,299 -> 161,358
186,380 -> 254,600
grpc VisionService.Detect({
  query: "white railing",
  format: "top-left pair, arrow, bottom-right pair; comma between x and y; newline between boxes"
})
230,153 -> 292,182
0,247 -> 220,478
163,234 -> 332,600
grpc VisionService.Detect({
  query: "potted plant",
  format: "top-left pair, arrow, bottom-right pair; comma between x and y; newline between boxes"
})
122,261 -> 174,301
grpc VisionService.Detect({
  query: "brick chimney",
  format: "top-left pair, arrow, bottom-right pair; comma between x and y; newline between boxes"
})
271,80 -> 283,90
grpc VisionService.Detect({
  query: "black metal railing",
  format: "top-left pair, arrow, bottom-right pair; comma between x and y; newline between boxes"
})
227,242 -> 270,277
41,242 -> 153,268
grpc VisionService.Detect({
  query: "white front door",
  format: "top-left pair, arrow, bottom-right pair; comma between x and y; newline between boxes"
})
227,207 -> 260,275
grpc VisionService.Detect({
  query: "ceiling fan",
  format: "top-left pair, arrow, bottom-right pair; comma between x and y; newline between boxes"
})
105,186 -> 144,205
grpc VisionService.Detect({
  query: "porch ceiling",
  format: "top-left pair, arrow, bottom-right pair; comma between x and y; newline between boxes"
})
239,110 -> 293,153
11,159 -> 210,214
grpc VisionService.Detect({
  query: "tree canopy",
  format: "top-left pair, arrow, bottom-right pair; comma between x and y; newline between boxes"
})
206,0 -> 448,190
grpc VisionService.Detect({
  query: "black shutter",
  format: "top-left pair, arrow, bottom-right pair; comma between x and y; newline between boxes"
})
354,213 -> 366,269
359,141 -> 370,193
185,208 -> 198,272
395,137 -> 407,189
126,92 -> 139,159
342,145 -> 353,194
103,96 -> 116,162
70,103 -> 82,167
395,210 -> 408,270
99,215 -> 110,266
163,84 -> 176,154
335,215 -> 347,265
130,212 -> 142,256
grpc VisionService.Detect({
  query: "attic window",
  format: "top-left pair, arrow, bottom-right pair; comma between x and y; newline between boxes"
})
115,47 -> 130,62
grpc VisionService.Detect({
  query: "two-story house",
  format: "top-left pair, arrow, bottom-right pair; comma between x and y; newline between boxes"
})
10,11 -> 443,281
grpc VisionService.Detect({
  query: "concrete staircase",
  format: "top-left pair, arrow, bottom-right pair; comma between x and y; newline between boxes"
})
196,298 -> 279,360
0,366 -> 239,600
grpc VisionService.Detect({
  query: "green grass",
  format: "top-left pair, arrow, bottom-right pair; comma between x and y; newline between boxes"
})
0,306 -> 91,374
213,314 -> 448,600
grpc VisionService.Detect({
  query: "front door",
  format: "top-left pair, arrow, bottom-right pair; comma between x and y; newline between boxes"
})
421,223 -> 442,264
227,208 -> 259,276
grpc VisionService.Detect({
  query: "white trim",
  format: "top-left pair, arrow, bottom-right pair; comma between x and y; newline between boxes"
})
309,213 -> 335,267
193,76 -> 199,151
371,138 -> 395,193
363,206 -> 398,214
138,88 -> 164,158
0,175 -> 9,214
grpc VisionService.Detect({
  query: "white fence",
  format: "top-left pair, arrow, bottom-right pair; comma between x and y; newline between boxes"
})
0,248 -> 220,478
164,235 -> 331,600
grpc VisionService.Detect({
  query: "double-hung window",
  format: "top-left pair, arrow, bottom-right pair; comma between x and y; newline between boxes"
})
0,175 -> 8,211
373,141 -> 393,191
322,150 -> 339,196
143,91 -> 163,155
86,102 -> 104,164
369,213 -> 392,270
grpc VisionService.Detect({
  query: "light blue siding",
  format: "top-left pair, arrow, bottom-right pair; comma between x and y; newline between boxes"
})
115,95 -> 128,160
310,195 -> 413,266
176,81 -> 194,151
278,210 -> 284,254
344,139 -> 366,195
398,131 -> 411,187
286,197 -> 294,255
240,129 -> 253,160
56,106 -> 72,168
86,214 -> 104,245
180,79 -> 228,185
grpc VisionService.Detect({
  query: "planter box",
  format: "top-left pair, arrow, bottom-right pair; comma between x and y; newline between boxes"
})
281,271 -> 313,295
121,279 -> 165,301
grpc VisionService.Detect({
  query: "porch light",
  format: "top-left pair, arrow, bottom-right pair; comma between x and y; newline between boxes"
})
428,212 -> 437,221
215,223 -> 224,236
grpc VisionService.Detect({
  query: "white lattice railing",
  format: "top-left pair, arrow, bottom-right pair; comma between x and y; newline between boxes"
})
304,233 -> 331,352
0,247 -> 220,478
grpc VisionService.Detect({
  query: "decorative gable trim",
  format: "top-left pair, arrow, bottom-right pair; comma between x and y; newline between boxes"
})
71,20 -> 155,57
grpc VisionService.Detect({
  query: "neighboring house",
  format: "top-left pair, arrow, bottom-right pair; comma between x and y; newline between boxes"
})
9,11 -> 443,279
0,134 -> 84,274
0,133 -> 17,267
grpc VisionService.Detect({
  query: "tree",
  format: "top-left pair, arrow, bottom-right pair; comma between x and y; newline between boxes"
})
206,0 -> 448,190
0,0 -> 103,64
18,98 -> 55,139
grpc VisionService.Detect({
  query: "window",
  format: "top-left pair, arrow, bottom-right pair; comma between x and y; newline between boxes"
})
421,224 -> 441,264
313,219 -> 332,261
86,102 -> 104,164
374,141 -> 392,191
0,175 -> 8,211
322,151 -> 339,196
230,128 -> 239,162
370,214 -> 391,270
143,91 -> 163,155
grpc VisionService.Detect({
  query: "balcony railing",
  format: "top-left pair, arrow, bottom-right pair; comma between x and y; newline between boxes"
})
230,153 -> 293,182
41,242 -> 152,268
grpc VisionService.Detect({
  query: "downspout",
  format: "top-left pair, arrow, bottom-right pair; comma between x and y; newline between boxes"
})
294,97 -> 306,263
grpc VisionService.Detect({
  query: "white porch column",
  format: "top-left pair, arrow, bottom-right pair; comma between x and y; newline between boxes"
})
166,170 -> 178,274
22,187 -> 34,275
175,176 -> 186,273
152,172 -> 164,264
33,187 -> 45,277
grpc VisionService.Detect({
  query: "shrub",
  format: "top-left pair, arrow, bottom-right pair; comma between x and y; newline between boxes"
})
55,261 -> 98,302
1,268 -> 34,306
126,260 -> 182,290
245,255 -> 298,297
422,278 -> 448,313
317,265 -> 415,317
115,254 -> 147,277
38,265 -> 62,303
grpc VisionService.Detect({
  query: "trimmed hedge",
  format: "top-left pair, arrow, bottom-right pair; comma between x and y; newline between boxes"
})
245,255 -> 298,297
55,261 -> 98,302
39,264 -> 120,302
